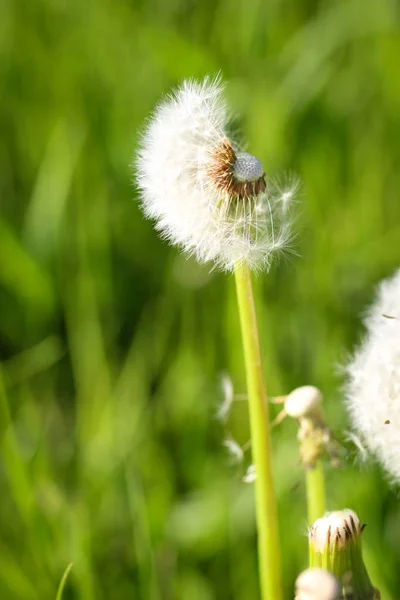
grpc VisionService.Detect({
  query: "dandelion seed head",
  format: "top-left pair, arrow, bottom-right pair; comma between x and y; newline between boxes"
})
345,268 -> 400,483
135,76 -> 297,272
233,152 -> 264,183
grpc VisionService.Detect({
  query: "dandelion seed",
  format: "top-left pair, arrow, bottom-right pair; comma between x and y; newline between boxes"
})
217,373 -> 234,421
243,464 -> 256,483
223,438 -> 244,463
135,76 -> 297,272
344,431 -> 370,464
345,268 -> 400,483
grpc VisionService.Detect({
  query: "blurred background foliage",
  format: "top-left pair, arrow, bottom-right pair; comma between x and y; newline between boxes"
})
1,0 -> 400,598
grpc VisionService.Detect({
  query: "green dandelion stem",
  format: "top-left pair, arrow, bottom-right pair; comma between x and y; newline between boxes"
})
306,460 -> 326,524
234,262 -> 283,600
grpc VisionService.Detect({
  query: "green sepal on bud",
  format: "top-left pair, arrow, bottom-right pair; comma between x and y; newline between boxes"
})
309,510 -> 379,600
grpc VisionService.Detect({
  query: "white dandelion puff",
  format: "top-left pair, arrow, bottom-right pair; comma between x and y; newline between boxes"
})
135,76 -> 297,272
345,268 -> 400,483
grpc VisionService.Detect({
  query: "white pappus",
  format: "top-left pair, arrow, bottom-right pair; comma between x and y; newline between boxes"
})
135,75 -> 298,272
346,268 -> 400,483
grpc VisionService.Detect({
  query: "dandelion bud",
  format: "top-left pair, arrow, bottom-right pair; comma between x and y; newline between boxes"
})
309,510 -> 376,599
346,268 -> 400,483
135,76 -> 298,272
277,385 -> 338,468
285,385 -> 322,419
295,568 -> 341,600
310,509 -> 362,554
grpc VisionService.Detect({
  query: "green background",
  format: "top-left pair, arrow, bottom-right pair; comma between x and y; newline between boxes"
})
1,0 -> 400,598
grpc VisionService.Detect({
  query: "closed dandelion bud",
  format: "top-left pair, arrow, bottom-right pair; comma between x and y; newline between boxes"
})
309,510 -> 376,599
295,568 -> 341,600
135,76 -> 298,272
285,385 -> 323,420
287,386 -> 327,468
346,268 -> 400,483
274,385 -> 338,468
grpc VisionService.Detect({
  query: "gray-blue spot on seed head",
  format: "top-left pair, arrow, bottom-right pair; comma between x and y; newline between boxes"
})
233,152 -> 264,182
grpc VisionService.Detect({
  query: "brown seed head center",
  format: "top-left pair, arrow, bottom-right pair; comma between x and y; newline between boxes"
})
208,140 -> 266,200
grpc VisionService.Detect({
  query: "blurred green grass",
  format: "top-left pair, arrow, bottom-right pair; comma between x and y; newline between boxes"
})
1,0 -> 400,598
